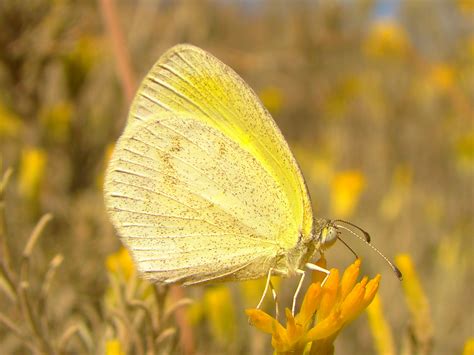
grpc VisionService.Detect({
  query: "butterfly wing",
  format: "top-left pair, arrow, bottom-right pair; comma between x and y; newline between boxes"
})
104,45 -> 313,284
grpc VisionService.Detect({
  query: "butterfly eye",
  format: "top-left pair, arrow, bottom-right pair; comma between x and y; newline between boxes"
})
321,225 -> 339,249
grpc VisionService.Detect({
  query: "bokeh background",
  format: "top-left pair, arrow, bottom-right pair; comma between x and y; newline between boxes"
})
0,0 -> 473,354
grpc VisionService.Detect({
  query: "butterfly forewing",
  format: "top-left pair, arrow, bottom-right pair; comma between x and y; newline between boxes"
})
105,45 -> 314,284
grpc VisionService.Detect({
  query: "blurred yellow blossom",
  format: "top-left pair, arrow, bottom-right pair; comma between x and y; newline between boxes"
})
240,276 -> 281,308
105,247 -> 135,281
0,102 -> 23,138
105,339 -> 125,355
40,101 -> 73,142
455,132 -> 474,173
104,247 -> 154,310
325,76 -> 361,119
366,294 -> 395,355
246,258 -> 380,354
364,20 -> 410,59
467,37 -> 474,59
203,286 -> 236,344
18,147 -> 47,202
457,0 -> 474,14
330,171 -> 365,218
62,35 -> 102,94
188,285 -> 238,344
259,86 -> 284,114
396,254 -> 433,353
429,63 -> 455,91
436,232 -> 470,276
464,338 -> 474,355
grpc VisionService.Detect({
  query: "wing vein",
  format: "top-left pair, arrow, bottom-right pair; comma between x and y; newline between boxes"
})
111,207 -> 223,229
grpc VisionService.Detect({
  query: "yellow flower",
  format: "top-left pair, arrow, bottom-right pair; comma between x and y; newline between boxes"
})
106,247 -> 135,281
396,254 -> 433,351
18,147 -> 47,202
246,258 -> 380,354
429,63 -> 455,91
467,36 -> 474,60
366,294 -> 396,355
457,0 -> 474,14
0,102 -> 22,138
240,275 -> 281,308
330,171 -> 366,218
203,286 -> 236,344
105,339 -> 125,355
463,337 -> 474,355
455,132 -> 474,173
105,247 -> 153,308
40,101 -> 72,142
364,20 -> 410,59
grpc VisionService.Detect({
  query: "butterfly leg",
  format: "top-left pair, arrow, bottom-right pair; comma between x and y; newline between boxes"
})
256,267 -> 274,310
269,279 -> 279,320
305,262 -> 331,286
292,269 -> 306,316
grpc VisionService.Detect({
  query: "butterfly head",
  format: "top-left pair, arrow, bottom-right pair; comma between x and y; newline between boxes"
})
312,218 -> 403,280
318,221 -> 340,251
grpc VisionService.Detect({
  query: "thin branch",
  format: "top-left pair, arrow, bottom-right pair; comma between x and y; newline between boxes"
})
170,286 -> 195,355
18,213 -> 55,354
38,254 -> 64,327
0,168 -> 15,285
0,261 -> 17,301
57,324 -> 80,354
110,309 -> 144,355
127,299 -> 156,353
98,0 -> 136,104
0,312 -> 35,351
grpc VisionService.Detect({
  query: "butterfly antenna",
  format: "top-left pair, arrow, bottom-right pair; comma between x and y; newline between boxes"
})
334,219 -> 371,243
335,223 -> 403,280
337,236 -> 359,259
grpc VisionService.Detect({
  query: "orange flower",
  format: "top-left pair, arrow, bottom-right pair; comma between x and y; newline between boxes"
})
246,258 -> 380,354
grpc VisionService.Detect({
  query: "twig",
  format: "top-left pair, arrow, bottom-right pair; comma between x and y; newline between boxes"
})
127,299 -> 156,353
18,213 -> 55,354
110,309 -> 144,355
0,312 -> 35,351
57,323 -> 80,354
98,0 -> 136,104
163,297 -> 194,326
155,327 -> 176,347
0,261 -> 17,301
38,254 -> 64,327
0,168 -> 15,287
0,167 -> 13,197
170,286 -> 195,355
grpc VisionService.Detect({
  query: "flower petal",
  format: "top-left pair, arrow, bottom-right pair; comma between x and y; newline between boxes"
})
305,310 -> 343,341
362,274 -> 381,309
295,282 -> 322,327
340,281 -> 366,322
340,259 -> 361,299
366,294 -> 396,355
285,308 -> 299,340
317,269 -> 339,322
245,309 -> 277,334
271,319 -> 291,351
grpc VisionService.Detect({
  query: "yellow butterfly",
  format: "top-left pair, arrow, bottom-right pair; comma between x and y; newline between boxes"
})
104,44 -> 400,314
